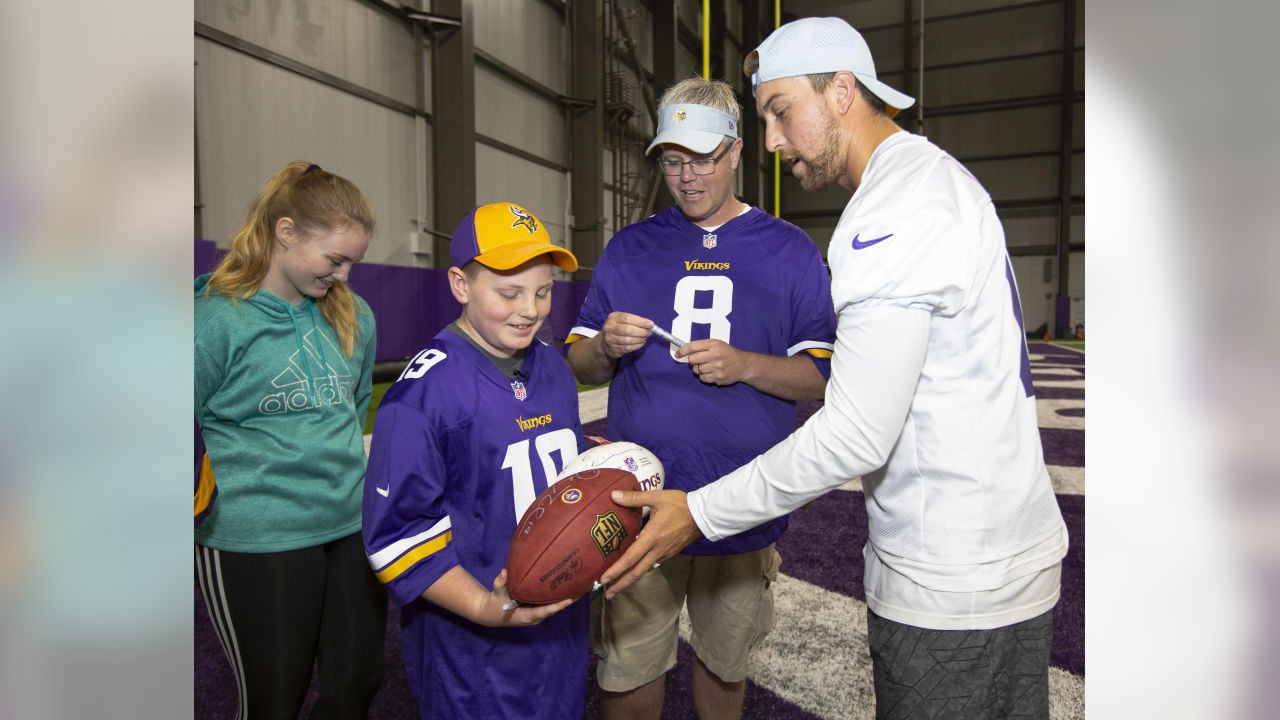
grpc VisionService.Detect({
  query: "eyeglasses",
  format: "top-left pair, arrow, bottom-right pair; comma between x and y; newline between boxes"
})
657,144 -> 732,176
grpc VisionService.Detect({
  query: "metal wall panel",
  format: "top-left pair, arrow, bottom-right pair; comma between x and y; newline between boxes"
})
1000,213 -> 1058,247
927,105 -> 1060,156
1074,0 -> 1085,46
861,26 -> 906,74
196,38 -> 422,267
473,0 -> 567,95
603,187 -> 617,243
475,143 -> 569,248
1068,250 -> 1084,325
618,0 -> 654,75
967,156 -> 1059,201
195,0 -> 418,107
877,70 -> 907,92
724,42 -> 744,93
677,0 -> 700,35
781,177 -> 851,213
677,44 -> 698,81
922,3 -> 1063,66
790,0 -> 902,29
924,0 -> 1051,16
725,0 -> 742,40
1072,100 -> 1084,148
1010,249 -> 1085,331
923,54 -> 1061,107
475,67 -> 566,165
1012,254 -> 1057,331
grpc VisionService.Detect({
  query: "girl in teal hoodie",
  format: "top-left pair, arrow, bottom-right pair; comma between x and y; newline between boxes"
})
195,161 -> 385,718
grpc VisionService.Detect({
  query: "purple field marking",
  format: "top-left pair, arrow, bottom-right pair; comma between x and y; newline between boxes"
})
777,490 -> 1085,677
1032,353 -> 1084,365
1053,494 -> 1086,675
1034,368 -> 1085,379
776,490 -> 867,599
1033,386 -> 1086,400
1041,427 -> 1085,468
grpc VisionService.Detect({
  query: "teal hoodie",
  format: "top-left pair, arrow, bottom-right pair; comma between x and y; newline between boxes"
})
194,273 -> 377,552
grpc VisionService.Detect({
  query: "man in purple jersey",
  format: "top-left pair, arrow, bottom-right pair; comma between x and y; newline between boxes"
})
565,77 -> 837,720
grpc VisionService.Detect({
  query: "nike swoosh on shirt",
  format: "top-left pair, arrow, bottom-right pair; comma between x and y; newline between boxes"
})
851,233 -> 893,249
375,485 -> 390,497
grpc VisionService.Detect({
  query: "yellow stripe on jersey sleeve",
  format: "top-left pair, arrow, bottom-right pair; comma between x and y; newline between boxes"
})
805,348 -> 833,359
564,335 -> 585,344
374,531 -> 453,584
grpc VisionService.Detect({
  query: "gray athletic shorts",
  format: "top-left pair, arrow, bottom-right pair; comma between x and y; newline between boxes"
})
867,608 -> 1054,720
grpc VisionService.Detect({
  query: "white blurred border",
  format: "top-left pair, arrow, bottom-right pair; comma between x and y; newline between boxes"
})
1,2 -> 193,718
1090,2 -> 1279,718
3,1 -> 1279,718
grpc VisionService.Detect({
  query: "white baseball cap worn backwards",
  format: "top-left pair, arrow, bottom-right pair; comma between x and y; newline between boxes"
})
645,103 -> 739,156
750,16 -> 915,114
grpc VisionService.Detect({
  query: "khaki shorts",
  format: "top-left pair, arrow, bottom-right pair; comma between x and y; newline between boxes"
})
591,545 -> 781,692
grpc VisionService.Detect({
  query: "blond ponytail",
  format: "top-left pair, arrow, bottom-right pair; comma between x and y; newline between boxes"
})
206,161 -> 375,356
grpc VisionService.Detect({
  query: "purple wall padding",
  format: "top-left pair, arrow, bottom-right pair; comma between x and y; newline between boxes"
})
1055,294 -> 1071,338
197,239 -> 589,362
195,239 -> 221,276
548,279 -> 590,340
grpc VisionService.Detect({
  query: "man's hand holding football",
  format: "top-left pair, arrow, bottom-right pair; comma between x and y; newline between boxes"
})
599,489 -> 702,598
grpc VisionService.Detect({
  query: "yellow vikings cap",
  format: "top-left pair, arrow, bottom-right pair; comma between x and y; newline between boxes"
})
450,202 -> 578,272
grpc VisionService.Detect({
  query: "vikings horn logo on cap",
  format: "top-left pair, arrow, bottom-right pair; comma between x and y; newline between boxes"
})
509,205 -> 539,234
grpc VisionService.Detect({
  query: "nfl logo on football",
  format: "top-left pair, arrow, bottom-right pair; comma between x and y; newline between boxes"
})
702,232 -> 717,249
510,380 -> 527,401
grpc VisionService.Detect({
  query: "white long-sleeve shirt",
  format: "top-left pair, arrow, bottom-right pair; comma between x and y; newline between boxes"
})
687,131 -> 1067,630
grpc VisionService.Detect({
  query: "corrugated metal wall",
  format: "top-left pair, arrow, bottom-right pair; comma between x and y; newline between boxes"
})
195,0 -> 1084,328
195,0 -> 428,266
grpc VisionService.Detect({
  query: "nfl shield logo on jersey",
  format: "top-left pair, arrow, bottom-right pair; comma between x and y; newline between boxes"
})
702,233 -> 717,249
511,380 -> 527,401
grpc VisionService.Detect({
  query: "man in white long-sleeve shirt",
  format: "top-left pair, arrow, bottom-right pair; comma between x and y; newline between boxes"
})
601,17 -> 1068,720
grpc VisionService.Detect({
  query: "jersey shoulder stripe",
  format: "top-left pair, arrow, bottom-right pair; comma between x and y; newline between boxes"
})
788,340 -> 835,358
367,516 -> 454,583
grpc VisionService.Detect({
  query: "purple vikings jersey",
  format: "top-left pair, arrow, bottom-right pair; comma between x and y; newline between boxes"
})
568,206 -> 837,555
363,330 -> 586,720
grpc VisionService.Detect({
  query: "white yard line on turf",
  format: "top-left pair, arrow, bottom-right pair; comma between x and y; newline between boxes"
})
578,386 -> 610,425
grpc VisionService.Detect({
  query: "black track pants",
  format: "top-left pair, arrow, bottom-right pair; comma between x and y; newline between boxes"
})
196,532 -> 387,720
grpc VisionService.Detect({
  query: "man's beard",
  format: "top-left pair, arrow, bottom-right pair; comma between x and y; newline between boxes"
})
796,111 -> 843,192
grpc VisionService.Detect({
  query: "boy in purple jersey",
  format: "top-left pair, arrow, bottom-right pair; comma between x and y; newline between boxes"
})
362,203 -> 587,720
565,78 -> 837,720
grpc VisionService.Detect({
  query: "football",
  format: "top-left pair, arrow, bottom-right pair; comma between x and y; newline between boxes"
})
559,440 -> 665,493
505,467 -> 643,605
